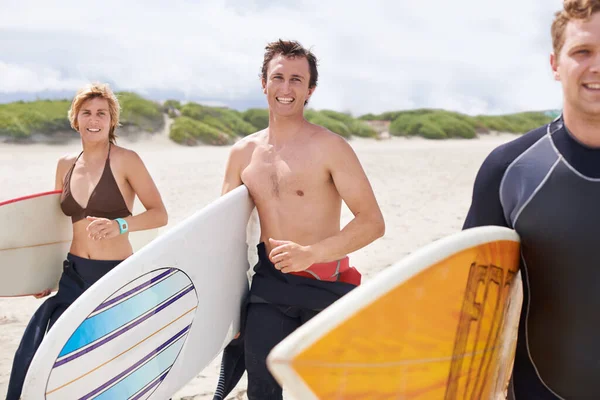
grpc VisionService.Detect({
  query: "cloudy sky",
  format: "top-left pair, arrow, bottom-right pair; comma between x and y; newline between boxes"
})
1,0 -> 564,116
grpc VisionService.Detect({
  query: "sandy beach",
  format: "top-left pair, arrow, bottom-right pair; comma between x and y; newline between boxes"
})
0,130 -> 517,399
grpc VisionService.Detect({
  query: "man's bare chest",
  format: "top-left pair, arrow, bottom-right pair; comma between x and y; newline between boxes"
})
241,151 -> 329,199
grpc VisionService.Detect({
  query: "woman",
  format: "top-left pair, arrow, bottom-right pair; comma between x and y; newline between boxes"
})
6,83 -> 168,399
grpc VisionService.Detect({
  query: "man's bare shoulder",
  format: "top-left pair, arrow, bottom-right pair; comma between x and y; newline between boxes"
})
222,130 -> 266,190
230,129 -> 266,156
307,122 -> 352,151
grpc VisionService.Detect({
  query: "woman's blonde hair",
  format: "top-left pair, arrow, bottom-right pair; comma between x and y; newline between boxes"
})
68,83 -> 121,143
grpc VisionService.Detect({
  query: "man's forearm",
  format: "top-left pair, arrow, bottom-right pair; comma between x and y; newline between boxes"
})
309,211 -> 385,263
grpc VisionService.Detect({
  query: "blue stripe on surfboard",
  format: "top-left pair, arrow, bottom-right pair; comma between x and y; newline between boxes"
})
93,269 -> 176,314
77,325 -> 189,400
130,370 -> 169,400
53,285 -> 195,367
58,271 -> 192,358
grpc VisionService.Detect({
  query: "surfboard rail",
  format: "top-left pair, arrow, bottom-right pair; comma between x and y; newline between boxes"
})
0,189 -> 62,207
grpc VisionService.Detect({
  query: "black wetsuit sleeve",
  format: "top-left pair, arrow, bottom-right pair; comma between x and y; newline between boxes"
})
462,126 -> 548,230
462,149 -> 510,229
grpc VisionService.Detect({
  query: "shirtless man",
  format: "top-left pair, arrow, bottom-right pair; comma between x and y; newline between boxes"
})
463,1 -> 600,398
218,39 -> 385,399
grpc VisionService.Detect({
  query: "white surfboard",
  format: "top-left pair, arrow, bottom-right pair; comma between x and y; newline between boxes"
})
268,226 -> 523,400
0,191 -> 158,297
23,185 -> 254,399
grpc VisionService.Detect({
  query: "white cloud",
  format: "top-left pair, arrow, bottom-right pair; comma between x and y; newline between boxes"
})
0,0 -> 565,115
0,62 -> 87,92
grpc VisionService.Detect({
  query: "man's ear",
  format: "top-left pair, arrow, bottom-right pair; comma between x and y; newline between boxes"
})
262,79 -> 267,94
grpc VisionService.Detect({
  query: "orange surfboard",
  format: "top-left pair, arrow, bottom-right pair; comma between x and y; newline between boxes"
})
267,226 -> 522,399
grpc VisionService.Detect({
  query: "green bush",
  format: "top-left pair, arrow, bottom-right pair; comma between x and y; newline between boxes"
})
164,100 -> 182,118
389,112 -> 474,139
181,103 -> 256,136
358,110 -> 407,121
419,121 -> 447,139
221,111 -> 257,136
389,114 -> 421,136
358,113 -> 379,121
117,92 -> 164,132
0,111 -> 28,137
242,108 -> 269,131
386,108 -> 557,139
385,109 -> 554,137
473,112 -> 553,134
196,115 -> 232,136
0,100 -> 71,138
320,110 -> 354,125
427,114 -> 476,138
348,120 -> 378,138
163,99 -> 182,110
180,103 -> 209,120
306,113 -> 351,138
472,116 -> 511,133
169,116 -> 231,145
303,109 -> 376,138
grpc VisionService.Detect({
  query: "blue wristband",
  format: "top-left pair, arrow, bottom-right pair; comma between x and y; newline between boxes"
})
115,218 -> 129,234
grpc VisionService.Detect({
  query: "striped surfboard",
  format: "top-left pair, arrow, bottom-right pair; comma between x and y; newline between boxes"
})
24,185 -> 255,399
45,268 -> 197,399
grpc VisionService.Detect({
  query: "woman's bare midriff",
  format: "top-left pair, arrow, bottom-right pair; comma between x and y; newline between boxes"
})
69,220 -> 133,260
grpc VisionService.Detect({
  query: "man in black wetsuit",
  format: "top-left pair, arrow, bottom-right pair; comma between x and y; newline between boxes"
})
463,1 -> 600,398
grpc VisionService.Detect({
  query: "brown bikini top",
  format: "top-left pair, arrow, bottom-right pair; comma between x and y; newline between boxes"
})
60,144 -> 131,223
